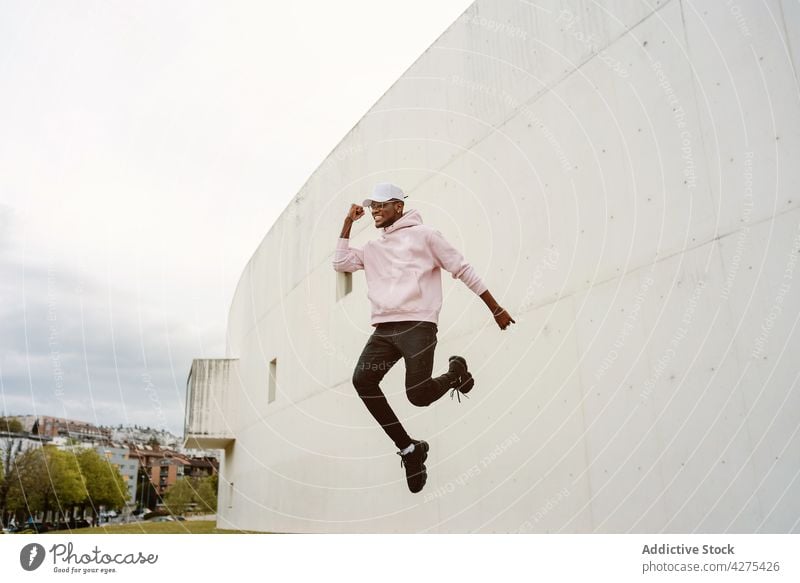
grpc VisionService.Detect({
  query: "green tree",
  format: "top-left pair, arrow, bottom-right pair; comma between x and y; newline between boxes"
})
0,438 -> 23,526
163,477 -> 194,515
1,416 -> 26,524
6,446 -> 84,520
195,475 -> 217,513
67,449 -> 129,522
0,417 -> 24,433
163,475 -> 217,515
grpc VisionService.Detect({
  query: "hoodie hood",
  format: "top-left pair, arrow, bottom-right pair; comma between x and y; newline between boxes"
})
383,209 -> 423,234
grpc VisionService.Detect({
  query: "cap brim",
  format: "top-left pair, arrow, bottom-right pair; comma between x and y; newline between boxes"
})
362,196 -> 407,206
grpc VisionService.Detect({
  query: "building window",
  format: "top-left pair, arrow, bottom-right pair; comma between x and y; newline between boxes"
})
268,359 -> 277,403
336,272 -> 352,300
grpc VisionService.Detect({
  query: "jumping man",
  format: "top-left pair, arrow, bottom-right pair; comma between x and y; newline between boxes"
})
332,183 -> 515,493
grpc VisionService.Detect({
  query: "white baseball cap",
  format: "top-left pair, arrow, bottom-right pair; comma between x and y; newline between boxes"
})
362,183 -> 407,206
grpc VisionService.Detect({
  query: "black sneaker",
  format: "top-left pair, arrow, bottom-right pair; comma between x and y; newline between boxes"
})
448,355 -> 474,402
397,440 -> 429,493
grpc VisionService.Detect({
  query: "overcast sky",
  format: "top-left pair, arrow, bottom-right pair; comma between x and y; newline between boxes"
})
0,0 -> 473,434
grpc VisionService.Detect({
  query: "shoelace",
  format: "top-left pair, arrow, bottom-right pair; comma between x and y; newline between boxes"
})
397,449 -> 418,468
447,366 -> 471,403
449,376 -> 471,403
450,388 -> 471,403
450,370 -> 469,403
398,449 -> 428,476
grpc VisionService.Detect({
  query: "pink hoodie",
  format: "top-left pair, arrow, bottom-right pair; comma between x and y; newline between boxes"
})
332,209 -> 488,326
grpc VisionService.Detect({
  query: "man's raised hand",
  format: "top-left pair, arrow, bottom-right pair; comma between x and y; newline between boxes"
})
340,204 -> 365,238
347,204 -> 365,222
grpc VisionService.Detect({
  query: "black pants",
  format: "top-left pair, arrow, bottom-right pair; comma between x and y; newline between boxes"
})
352,321 -> 453,450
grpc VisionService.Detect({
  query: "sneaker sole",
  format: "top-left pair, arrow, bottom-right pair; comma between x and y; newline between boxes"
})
415,440 -> 429,463
459,373 -> 475,394
409,441 -> 429,493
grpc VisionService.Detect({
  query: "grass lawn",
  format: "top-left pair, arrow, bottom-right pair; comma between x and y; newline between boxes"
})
44,520 -> 266,535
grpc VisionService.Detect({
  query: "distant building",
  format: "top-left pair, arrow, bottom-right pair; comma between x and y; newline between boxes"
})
14,415 -> 110,442
0,431 -> 51,456
183,456 -> 219,480
128,445 -> 218,498
107,425 -> 181,449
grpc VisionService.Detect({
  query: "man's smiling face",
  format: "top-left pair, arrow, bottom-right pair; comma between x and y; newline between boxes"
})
369,200 -> 404,229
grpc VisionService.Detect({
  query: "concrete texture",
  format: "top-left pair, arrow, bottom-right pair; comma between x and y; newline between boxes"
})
184,0 -> 800,532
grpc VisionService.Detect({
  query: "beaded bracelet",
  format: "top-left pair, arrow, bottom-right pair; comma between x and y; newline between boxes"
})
492,307 -> 505,316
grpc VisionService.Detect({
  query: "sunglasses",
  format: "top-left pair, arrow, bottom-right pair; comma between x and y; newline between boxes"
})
366,200 -> 402,211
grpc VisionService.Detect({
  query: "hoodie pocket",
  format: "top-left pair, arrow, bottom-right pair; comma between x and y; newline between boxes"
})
367,272 -> 424,312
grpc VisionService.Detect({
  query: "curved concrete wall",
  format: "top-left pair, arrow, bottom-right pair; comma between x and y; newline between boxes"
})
214,0 -> 800,532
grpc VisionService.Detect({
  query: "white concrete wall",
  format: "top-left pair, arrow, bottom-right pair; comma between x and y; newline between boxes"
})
214,0 -> 800,532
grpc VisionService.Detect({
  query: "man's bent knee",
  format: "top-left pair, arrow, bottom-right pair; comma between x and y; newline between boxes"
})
352,369 -> 382,399
407,389 -> 432,407
352,371 -> 367,391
